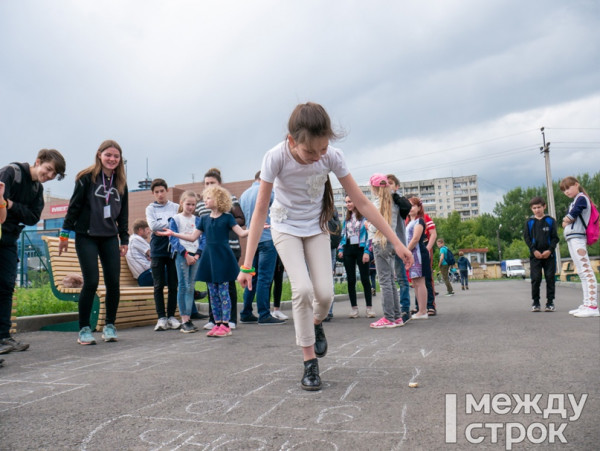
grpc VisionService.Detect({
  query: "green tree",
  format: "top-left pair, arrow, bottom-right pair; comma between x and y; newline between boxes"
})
504,239 -> 529,260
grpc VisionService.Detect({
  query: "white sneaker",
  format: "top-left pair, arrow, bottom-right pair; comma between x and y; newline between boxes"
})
569,305 -> 585,315
573,306 -> 600,318
167,316 -> 181,329
272,310 -> 288,320
203,321 -> 215,330
366,308 -> 376,318
229,322 -> 236,330
154,317 -> 168,331
348,309 -> 359,319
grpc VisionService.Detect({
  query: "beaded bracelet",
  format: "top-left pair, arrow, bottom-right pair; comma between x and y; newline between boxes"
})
240,265 -> 256,275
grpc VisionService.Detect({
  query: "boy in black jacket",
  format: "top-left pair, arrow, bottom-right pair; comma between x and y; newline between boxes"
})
0,150 -> 66,355
524,196 -> 559,312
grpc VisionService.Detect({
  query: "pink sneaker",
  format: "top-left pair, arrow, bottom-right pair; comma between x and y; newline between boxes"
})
212,325 -> 232,337
206,325 -> 220,337
370,317 -> 397,329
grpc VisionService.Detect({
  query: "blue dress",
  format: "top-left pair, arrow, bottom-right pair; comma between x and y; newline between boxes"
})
196,213 -> 240,283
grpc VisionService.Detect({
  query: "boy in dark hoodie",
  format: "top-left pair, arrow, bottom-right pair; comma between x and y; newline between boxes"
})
0,150 -> 66,354
524,196 -> 560,312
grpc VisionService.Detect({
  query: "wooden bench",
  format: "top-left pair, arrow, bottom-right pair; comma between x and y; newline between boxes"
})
561,261 -> 578,282
42,235 -> 172,331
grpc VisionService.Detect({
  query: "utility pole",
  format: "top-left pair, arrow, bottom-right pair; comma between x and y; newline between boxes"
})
540,127 -> 561,274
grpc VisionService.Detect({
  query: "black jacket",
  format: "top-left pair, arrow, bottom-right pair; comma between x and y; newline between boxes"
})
523,215 -> 559,257
62,172 -> 129,245
0,162 -> 44,242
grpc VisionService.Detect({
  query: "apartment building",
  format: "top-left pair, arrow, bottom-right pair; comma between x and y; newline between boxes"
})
333,175 -> 479,221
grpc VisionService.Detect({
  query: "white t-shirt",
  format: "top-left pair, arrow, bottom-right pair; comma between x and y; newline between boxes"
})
260,139 -> 350,237
173,213 -> 200,254
126,234 -> 151,278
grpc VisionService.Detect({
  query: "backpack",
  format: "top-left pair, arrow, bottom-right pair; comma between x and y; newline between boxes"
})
581,197 -> 600,246
444,246 -> 456,266
328,212 -> 342,249
527,216 -> 555,247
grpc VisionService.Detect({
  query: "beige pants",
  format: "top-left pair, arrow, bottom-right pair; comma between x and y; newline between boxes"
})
271,229 -> 333,347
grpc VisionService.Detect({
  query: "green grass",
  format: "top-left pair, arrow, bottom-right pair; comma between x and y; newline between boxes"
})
14,285 -> 78,317
13,280 -> 383,316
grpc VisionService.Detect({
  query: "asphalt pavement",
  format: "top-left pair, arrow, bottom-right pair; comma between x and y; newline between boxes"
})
0,280 -> 598,450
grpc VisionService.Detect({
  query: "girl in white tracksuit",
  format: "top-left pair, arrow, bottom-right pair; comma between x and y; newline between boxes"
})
560,176 -> 598,318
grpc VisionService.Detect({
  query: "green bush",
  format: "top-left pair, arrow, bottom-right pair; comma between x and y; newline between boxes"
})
15,279 -> 381,316
15,285 -> 78,317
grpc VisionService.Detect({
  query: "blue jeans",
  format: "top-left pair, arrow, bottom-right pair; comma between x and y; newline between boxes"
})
137,269 -> 153,287
395,256 -> 411,313
242,240 -> 277,321
175,253 -> 200,317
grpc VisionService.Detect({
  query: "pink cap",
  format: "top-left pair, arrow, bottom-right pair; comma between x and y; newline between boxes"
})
369,173 -> 388,187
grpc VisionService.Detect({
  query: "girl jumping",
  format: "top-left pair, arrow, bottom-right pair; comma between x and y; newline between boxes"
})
237,102 -> 413,391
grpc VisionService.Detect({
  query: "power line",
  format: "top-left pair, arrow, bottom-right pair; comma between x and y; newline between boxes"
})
353,129 -> 540,170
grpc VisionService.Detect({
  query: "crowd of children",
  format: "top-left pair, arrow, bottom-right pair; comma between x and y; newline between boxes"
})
1,103 -> 598,384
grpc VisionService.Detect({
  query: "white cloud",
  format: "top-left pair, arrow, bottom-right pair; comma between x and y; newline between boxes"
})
1,0 -> 598,214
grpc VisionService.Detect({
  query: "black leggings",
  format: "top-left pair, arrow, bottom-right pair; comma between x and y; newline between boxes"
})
75,234 -> 121,329
271,255 -> 284,308
343,244 -> 372,307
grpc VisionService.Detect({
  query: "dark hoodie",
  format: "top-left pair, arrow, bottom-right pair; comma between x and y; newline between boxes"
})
0,162 -> 44,243
62,172 -> 129,245
523,214 -> 559,256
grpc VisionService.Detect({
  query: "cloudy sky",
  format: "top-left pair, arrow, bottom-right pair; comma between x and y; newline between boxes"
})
1,0 -> 598,213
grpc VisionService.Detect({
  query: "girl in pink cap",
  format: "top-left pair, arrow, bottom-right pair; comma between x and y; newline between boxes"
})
368,173 -> 405,329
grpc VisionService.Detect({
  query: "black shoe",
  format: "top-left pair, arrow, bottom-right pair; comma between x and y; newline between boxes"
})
314,323 -> 327,358
193,290 -> 208,300
531,303 -> 541,312
190,312 -> 209,320
301,358 -> 321,391
180,321 -> 198,333
545,303 -> 555,312
258,315 -> 285,325
323,312 -> 333,322
0,337 -> 29,353
401,311 -> 412,324
0,358 -> 4,367
240,315 -> 259,324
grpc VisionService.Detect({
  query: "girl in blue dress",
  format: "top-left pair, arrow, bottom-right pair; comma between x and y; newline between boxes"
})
159,185 -> 248,337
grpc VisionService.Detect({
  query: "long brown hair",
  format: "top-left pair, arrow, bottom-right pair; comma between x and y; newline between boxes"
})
560,176 -> 593,202
345,196 -> 364,222
76,140 -> 127,194
287,102 -> 342,231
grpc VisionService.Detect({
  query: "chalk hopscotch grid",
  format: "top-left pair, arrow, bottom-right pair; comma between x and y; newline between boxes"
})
79,336 -> 433,450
